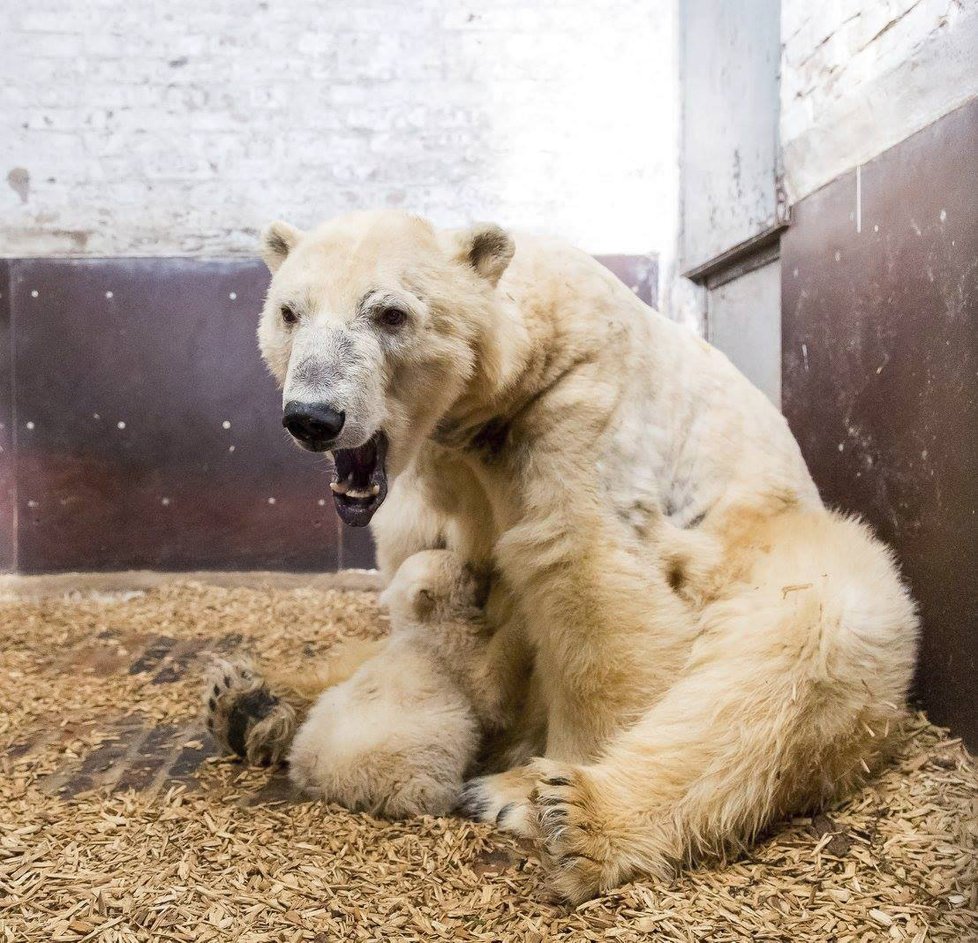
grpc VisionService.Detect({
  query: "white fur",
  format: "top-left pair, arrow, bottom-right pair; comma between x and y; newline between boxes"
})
253,210 -> 919,902
287,550 -> 491,817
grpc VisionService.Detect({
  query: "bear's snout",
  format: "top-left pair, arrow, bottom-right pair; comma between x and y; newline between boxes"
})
282,400 -> 346,451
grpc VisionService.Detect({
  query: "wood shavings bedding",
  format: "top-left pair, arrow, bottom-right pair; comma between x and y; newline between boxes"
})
0,580 -> 974,942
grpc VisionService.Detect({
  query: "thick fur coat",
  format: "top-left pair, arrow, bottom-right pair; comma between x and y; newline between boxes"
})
288,550 -> 497,817
206,210 -> 918,903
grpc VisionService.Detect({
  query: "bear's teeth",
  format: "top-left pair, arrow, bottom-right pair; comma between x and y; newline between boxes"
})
345,487 -> 376,499
330,481 -> 379,499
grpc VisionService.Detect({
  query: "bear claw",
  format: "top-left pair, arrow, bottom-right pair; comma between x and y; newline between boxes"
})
455,780 -> 491,820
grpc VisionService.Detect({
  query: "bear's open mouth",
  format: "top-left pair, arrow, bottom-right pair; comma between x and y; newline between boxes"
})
329,431 -> 388,527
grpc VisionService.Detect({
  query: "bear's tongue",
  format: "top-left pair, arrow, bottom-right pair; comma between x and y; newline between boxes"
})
329,431 -> 388,527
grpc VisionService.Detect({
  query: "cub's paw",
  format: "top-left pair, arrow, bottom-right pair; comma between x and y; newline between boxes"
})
203,658 -> 297,767
530,760 -> 622,905
456,766 -> 540,838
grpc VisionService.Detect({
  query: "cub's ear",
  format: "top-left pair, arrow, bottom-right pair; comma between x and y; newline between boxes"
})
454,223 -> 515,287
261,221 -> 303,273
413,587 -> 436,620
463,562 -> 494,609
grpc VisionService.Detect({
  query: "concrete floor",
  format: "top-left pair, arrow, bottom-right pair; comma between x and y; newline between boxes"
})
0,568 -> 383,600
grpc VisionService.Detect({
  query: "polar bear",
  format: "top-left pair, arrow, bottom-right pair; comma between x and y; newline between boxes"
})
208,550 -> 499,817
209,209 -> 917,903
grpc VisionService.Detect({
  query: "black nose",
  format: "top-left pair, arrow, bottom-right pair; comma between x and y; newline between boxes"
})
282,401 -> 345,449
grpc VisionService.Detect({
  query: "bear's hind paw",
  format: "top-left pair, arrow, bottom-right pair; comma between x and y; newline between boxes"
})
203,658 -> 297,766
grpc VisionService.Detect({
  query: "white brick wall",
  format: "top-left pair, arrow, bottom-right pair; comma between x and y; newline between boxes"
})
781,0 -> 978,200
0,0 -> 679,259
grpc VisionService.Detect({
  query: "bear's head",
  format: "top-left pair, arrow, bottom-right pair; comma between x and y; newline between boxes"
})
379,549 -> 492,625
258,209 -> 515,526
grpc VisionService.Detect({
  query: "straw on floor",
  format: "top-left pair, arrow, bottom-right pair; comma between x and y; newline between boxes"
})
1,579 -> 975,942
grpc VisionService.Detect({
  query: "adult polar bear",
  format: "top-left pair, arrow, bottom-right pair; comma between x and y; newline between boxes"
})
248,209 -> 917,902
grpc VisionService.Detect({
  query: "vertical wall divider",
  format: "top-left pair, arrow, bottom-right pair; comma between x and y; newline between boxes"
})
0,260 -> 14,572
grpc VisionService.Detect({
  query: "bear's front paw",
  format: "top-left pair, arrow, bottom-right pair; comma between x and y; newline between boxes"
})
530,760 -> 623,905
203,658 -> 297,767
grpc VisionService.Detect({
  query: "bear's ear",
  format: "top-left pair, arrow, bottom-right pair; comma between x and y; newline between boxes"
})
413,587 -> 436,620
261,221 -> 303,273
454,223 -> 515,287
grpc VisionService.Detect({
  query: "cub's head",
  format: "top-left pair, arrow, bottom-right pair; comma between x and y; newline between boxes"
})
258,209 -> 515,526
379,550 -> 491,625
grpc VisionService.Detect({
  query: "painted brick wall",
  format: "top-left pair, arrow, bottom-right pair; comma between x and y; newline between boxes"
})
781,0 -> 978,201
0,0 -> 678,260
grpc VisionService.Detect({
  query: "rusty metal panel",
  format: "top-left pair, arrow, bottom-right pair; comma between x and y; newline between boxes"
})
0,261 -> 13,572
782,98 -> 978,749
9,258 -> 340,573
4,253 -> 656,574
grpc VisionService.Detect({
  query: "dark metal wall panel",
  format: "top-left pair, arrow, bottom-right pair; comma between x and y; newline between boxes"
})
0,261 -> 13,572
9,258 -> 339,573
2,253 -> 656,575
596,255 -> 658,309
782,97 -> 978,749
338,524 -> 377,571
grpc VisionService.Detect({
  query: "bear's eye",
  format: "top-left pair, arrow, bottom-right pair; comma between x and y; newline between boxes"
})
280,304 -> 298,326
376,306 -> 408,329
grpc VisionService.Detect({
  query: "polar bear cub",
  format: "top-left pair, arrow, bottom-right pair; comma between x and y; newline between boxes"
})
286,550 -> 493,817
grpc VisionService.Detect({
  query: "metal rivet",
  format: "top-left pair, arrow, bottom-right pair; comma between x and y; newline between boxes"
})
117,421 -> 126,429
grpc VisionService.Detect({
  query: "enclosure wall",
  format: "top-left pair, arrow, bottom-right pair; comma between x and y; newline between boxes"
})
781,96 -> 978,750
0,0 -> 678,260
0,256 -> 655,574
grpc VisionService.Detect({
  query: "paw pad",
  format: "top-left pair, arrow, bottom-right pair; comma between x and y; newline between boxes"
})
226,687 -> 280,756
203,658 -> 294,766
